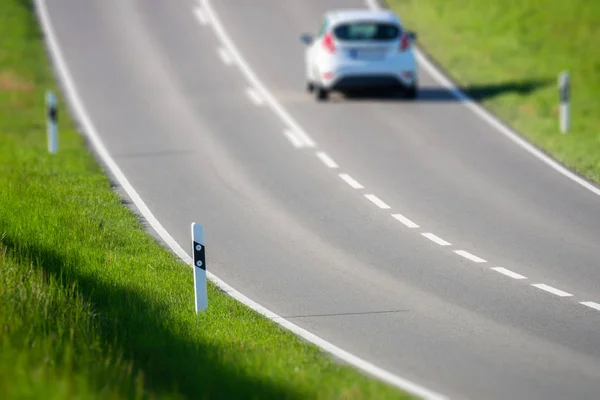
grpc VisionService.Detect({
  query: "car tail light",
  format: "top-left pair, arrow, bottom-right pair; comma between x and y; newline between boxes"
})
322,32 -> 336,54
399,34 -> 410,52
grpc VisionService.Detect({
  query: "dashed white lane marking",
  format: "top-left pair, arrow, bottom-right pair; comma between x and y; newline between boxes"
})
339,173 -> 364,189
218,47 -> 233,65
392,213 -> 419,229
316,152 -> 339,169
283,129 -> 304,148
421,233 -> 451,246
580,302 -> 600,311
531,284 -> 573,297
365,194 -> 391,209
491,267 -> 527,280
454,250 -> 487,263
194,6 -> 209,25
246,88 -> 264,106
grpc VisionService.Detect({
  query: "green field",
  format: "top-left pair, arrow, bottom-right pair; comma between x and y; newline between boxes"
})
388,0 -> 600,183
0,1 -> 415,399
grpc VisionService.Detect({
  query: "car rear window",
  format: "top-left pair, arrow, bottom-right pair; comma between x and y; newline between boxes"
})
333,22 -> 400,41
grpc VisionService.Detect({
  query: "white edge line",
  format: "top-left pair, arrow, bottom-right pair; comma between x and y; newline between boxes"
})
218,47 -> 233,65
339,173 -> 364,189
580,302 -> 600,311
453,250 -> 486,263
421,233 -> 451,246
364,194 -> 391,209
365,0 -> 600,199
201,0 -> 316,149
193,6 -> 209,25
491,267 -> 527,280
392,213 -> 419,228
246,87 -> 264,106
283,129 -> 303,148
531,284 -> 573,297
35,1 -> 448,399
316,151 -> 339,169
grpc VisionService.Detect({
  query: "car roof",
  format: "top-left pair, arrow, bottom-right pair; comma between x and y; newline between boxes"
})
326,9 -> 401,26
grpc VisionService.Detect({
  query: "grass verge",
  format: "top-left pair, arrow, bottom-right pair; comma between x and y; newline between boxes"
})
388,0 -> 600,183
0,1 -> 415,398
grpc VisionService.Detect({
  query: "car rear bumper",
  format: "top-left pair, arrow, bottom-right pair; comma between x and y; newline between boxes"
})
330,74 -> 414,91
315,53 -> 418,91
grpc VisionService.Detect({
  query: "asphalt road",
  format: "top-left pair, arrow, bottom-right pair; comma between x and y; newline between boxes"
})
43,0 -> 600,399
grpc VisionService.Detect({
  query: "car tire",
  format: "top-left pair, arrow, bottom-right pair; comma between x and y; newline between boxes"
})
306,81 -> 315,93
405,84 -> 418,100
316,87 -> 329,101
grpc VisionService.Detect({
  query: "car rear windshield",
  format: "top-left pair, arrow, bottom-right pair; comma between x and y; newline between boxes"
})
333,22 -> 400,41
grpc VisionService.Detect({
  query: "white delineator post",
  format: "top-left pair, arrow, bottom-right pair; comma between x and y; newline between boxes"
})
558,71 -> 570,134
191,222 -> 208,312
47,91 -> 58,153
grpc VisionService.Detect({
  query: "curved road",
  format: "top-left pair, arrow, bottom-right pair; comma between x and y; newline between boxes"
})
42,0 -> 600,399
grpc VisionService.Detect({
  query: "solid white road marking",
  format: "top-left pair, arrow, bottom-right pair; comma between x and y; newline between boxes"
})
194,6 -> 209,25
316,152 -> 338,169
339,173 -> 364,189
392,214 -> 419,229
284,129 -> 303,148
364,194 -> 391,209
580,302 -> 600,311
421,233 -> 451,246
491,267 -> 527,280
201,0 -> 316,148
246,88 -> 264,106
218,47 -> 233,65
531,284 -> 573,297
454,250 -> 487,263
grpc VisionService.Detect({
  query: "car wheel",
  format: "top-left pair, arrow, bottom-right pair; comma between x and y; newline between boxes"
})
306,81 -> 315,93
316,87 -> 329,101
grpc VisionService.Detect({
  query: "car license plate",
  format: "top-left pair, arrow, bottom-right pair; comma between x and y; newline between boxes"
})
349,48 -> 384,60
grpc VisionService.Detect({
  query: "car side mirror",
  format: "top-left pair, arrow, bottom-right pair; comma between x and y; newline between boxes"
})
407,31 -> 417,41
300,34 -> 313,46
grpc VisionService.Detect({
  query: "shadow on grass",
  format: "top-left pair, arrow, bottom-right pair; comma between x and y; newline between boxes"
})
341,78 -> 552,102
1,234 -> 303,400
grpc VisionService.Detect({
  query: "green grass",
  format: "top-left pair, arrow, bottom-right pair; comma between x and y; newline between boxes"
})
0,1 -> 415,399
388,0 -> 600,183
